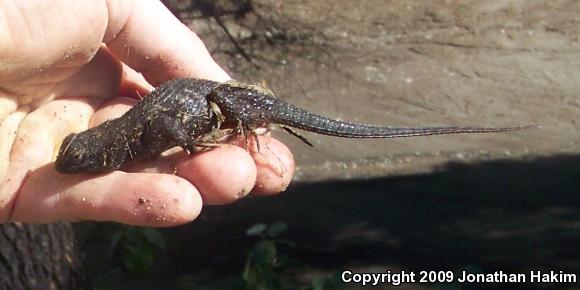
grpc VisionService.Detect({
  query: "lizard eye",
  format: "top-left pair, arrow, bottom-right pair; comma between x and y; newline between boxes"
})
71,152 -> 84,161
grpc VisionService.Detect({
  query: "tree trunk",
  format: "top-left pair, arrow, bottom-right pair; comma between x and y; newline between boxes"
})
0,222 -> 89,290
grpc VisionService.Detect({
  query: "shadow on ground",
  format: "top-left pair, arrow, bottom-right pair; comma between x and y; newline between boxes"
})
164,154 -> 579,288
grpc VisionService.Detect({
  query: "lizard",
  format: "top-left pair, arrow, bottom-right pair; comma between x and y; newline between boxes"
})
55,78 -> 533,173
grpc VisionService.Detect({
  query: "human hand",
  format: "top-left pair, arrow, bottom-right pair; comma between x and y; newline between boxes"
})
0,0 -> 294,226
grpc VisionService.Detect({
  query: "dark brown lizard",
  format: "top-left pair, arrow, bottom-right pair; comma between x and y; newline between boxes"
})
55,78 -> 533,173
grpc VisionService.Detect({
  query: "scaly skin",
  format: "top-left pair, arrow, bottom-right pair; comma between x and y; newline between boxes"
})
55,78 -> 220,173
56,78 -> 532,173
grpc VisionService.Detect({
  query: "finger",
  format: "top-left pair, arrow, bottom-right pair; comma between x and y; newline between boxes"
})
231,135 -> 295,195
52,46 -> 123,102
124,146 -> 260,205
0,98 -> 94,221
125,136 -> 294,202
105,0 -> 231,83
11,165 -> 202,227
119,63 -> 154,98
90,96 -> 136,127
0,107 -> 28,184
0,95 -> 18,125
175,145 -> 257,205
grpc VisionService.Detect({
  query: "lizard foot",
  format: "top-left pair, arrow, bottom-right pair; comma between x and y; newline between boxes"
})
232,120 -> 263,152
280,125 -> 313,147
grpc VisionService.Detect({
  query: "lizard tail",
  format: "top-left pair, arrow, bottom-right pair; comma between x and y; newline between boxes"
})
272,102 -> 537,138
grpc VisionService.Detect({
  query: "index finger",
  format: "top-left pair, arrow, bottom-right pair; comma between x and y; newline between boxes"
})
12,165 -> 202,226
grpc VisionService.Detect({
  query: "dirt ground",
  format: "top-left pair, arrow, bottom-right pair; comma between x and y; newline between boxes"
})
176,0 -> 580,181
81,1 -> 580,289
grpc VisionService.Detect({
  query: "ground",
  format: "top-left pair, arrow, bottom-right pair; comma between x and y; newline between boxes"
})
80,1 -> 580,289
168,0 -> 580,180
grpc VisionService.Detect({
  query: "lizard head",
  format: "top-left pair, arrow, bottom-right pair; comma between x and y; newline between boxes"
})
55,131 -> 114,173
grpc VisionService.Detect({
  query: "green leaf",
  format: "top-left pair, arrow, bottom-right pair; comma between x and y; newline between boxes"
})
123,244 -> 155,276
266,222 -> 288,237
251,240 -> 277,267
246,223 -> 268,236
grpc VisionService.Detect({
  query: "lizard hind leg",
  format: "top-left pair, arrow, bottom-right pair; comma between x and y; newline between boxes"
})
280,125 -> 314,147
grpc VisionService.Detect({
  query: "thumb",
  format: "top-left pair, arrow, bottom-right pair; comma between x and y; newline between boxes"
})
104,0 -> 231,84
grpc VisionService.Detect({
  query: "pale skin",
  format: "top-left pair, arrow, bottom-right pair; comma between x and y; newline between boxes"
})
0,0 -> 294,226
